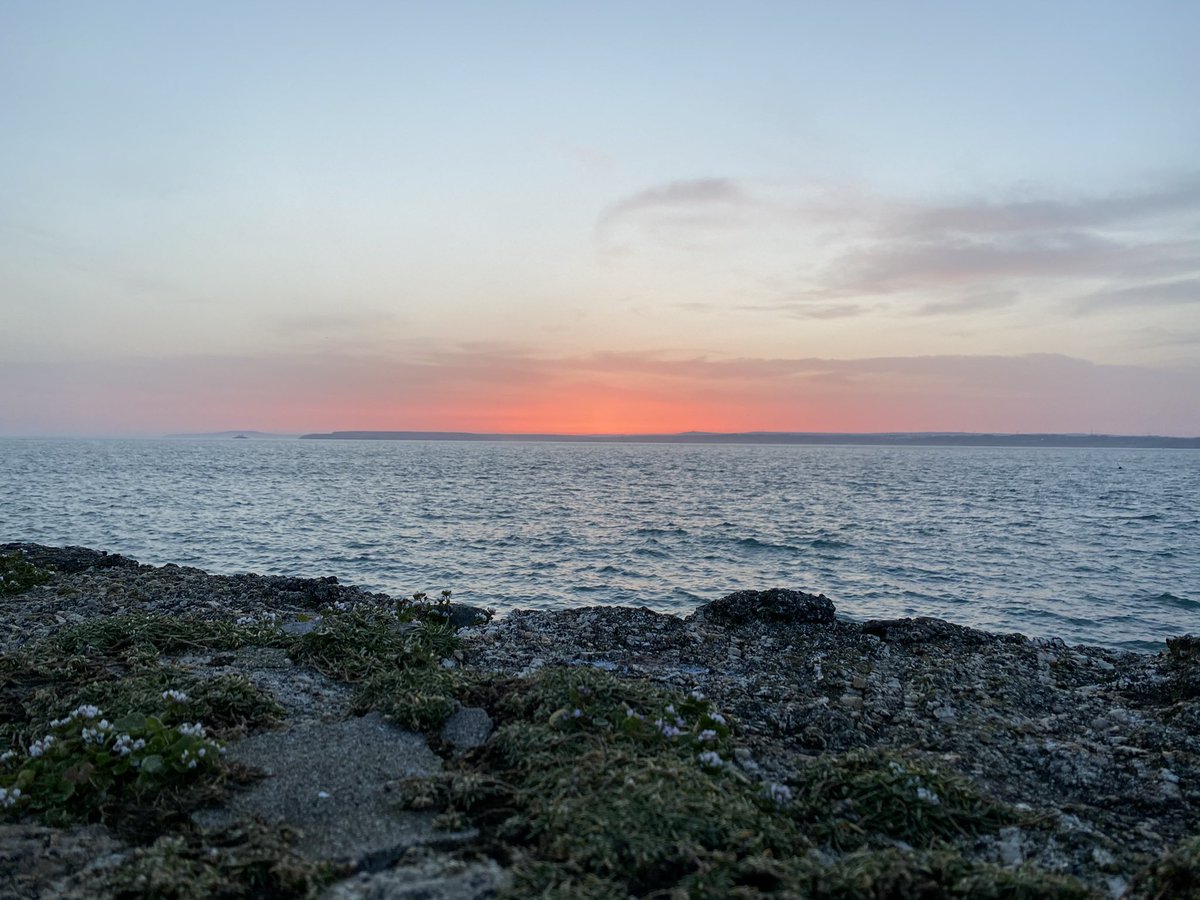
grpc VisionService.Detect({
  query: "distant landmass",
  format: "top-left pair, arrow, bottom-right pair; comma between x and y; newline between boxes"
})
299,431 -> 1200,449
164,431 -> 299,439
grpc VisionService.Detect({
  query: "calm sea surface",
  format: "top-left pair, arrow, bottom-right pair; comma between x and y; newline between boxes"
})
2,438 -> 1197,651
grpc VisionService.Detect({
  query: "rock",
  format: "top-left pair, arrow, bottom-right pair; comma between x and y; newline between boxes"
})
691,588 -> 836,628
324,850 -> 509,899
860,616 -> 992,646
0,823 -> 125,899
440,707 -> 493,753
445,603 -> 493,629
0,543 -> 139,574
1166,634 -> 1199,661
193,714 -> 456,867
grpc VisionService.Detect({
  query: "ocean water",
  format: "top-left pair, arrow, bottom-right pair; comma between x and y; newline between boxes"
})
2,438 -> 1197,651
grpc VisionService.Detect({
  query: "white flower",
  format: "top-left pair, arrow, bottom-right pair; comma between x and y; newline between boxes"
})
915,786 -> 941,806
69,705 -> 102,721
764,782 -> 792,806
689,688 -> 705,701
29,735 -> 55,757
571,708 -> 582,718
178,722 -> 207,738
162,690 -> 189,703
81,727 -> 104,744
0,750 -> 16,764
708,713 -> 727,726
0,786 -> 21,808
698,729 -> 718,742
654,719 -> 681,738
697,750 -> 724,769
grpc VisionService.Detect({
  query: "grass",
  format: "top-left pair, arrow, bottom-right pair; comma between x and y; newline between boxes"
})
396,666 -> 1094,898
0,551 -> 53,596
0,603 -> 1130,897
786,749 -> 1018,850
1130,835 -> 1200,899
97,820 -> 343,899
289,606 -> 464,730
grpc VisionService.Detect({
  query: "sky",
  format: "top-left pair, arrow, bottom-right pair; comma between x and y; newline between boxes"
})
1,0 -> 1198,436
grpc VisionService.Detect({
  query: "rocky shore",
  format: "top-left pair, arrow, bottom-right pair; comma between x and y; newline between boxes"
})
1,544 -> 1196,898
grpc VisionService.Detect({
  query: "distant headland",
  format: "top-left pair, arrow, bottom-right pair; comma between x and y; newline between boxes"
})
298,430 -> 1200,449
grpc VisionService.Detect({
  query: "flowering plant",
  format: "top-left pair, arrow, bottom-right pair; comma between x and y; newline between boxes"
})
1,694 -> 223,825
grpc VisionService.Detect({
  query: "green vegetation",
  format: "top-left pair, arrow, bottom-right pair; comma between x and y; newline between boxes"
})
397,666 -> 1092,898
0,699 -> 223,828
1131,835 -> 1200,899
787,750 -> 1017,850
290,606 -> 463,730
0,602 -> 1120,897
97,821 -> 342,899
0,551 -> 53,596
39,613 -> 290,662
0,615 -> 286,837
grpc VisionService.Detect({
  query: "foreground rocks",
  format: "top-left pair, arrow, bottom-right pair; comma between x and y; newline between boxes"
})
0,545 -> 1196,898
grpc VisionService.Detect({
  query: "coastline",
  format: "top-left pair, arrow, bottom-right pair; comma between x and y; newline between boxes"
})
1,544 -> 1196,898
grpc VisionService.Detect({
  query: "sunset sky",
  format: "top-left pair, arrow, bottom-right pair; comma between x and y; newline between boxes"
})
2,1 -> 1198,436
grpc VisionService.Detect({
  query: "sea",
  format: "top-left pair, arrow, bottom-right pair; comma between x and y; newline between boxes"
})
2,438 -> 1197,652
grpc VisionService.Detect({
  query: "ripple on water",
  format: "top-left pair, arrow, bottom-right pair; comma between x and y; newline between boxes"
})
2,438 -> 1197,650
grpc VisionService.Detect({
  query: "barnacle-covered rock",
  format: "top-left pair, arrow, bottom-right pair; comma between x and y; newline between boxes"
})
691,587 -> 837,627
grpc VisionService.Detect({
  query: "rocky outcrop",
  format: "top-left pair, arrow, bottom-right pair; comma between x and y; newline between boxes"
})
0,545 -> 1196,898
689,587 -> 837,628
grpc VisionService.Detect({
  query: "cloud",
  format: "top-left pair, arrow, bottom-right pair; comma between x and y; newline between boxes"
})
599,178 -> 748,222
916,290 -> 1019,316
1074,277 -> 1200,314
904,177 -> 1200,234
594,174 -> 1200,323
596,178 -> 759,243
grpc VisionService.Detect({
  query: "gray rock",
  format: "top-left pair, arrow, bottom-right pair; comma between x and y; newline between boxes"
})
445,603 -> 493,629
691,588 -> 836,628
440,707 -> 493,753
324,851 -> 508,899
860,616 -> 993,646
193,714 -> 455,866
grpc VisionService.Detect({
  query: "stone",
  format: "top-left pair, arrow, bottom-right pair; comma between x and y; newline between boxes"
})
691,588 -> 836,628
860,616 -> 991,646
193,713 -> 455,867
440,707 -> 493,753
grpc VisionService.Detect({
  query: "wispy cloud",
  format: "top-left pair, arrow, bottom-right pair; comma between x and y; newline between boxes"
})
1074,277 -> 1200,314
595,174 -> 1200,326
597,178 -> 750,232
916,291 -> 1019,316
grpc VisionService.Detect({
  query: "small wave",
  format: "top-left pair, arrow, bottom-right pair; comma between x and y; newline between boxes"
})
734,537 -> 801,553
1149,592 -> 1199,610
1122,513 -> 1163,522
633,545 -> 668,559
594,564 -> 642,577
635,526 -> 688,537
809,538 -> 850,550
